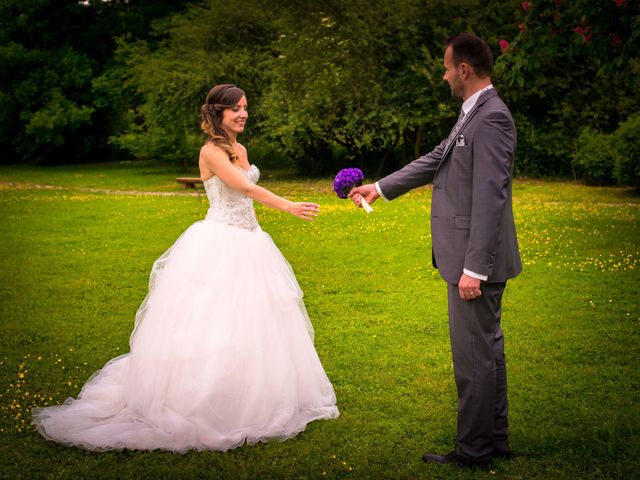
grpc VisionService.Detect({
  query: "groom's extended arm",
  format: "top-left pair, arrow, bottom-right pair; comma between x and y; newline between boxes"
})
376,139 -> 446,200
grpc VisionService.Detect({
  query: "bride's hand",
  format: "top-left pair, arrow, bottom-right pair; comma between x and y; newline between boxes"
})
288,202 -> 320,221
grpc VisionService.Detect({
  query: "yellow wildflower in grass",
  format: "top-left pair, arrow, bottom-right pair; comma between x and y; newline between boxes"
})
1,353 -> 92,433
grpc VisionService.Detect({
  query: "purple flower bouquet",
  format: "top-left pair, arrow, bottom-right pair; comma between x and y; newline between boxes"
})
333,168 -> 373,213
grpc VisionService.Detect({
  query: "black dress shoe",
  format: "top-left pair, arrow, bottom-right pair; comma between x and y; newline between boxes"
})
422,451 -> 490,469
493,448 -> 511,460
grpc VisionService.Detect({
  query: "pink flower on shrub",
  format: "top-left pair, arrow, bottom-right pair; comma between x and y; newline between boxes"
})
573,25 -> 592,44
522,1 -> 533,11
614,0 -> 627,7
518,23 -> 527,32
499,39 -> 509,53
609,33 -> 622,47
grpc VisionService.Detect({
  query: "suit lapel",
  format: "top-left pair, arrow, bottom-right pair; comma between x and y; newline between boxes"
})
437,89 -> 497,170
440,108 -> 476,159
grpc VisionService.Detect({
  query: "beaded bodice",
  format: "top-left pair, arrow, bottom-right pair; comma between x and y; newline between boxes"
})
204,165 -> 260,231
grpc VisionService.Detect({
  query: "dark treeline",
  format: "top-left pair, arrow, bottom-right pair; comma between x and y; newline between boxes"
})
1,0 -> 638,184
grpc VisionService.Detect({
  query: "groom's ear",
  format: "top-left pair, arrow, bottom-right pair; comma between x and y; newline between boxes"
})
459,62 -> 471,79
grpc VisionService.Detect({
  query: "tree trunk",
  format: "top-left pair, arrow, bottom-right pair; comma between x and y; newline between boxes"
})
414,125 -> 424,159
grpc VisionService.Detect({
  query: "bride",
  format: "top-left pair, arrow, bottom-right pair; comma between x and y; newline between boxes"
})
32,84 -> 339,452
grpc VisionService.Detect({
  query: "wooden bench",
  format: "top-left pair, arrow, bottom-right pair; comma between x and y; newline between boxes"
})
176,177 -> 203,189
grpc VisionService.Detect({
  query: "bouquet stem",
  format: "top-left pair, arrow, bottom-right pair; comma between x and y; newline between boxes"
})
361,197 -> 373,214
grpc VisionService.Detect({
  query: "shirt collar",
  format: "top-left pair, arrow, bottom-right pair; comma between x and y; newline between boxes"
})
462,84 -> 493,116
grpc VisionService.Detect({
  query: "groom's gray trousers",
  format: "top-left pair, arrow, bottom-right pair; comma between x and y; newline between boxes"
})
447,281 -> 509,462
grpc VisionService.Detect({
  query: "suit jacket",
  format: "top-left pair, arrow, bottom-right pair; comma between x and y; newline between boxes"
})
378,89 -> 522,284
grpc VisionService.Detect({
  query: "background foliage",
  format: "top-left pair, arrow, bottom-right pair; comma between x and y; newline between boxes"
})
1,0 -> 638,183
495,0 -> 640,179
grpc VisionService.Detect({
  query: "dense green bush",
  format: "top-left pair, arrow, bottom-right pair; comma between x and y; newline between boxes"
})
572,128 -> 616,185
513,114 -> 575,178
613,113 -> 640,187
573,114 -> 640,187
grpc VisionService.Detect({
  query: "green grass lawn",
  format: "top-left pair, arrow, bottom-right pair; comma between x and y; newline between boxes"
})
1,163 -> 639,479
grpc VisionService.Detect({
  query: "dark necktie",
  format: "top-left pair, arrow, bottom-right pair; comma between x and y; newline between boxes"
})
447,109 -> 465,147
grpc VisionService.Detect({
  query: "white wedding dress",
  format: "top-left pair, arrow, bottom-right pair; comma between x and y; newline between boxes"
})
32,165 -> 339,452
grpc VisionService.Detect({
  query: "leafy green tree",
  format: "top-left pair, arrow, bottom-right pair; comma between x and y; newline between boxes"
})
494,0 -> 640,176
111,0 -> 278,167
259,0 -> 435,174
6,0 -> 632,181
259,0 -> 531,175
0,1 -> 96,163
0,0 -> 188,164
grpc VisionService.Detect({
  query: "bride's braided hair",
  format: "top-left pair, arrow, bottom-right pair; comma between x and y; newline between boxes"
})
201,84 -> 245,163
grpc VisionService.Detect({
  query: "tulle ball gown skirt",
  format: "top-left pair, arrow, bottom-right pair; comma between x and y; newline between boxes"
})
32,219 -> 339,452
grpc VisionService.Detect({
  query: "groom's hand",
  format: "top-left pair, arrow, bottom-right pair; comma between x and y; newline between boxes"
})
348,184 -> 380,208
458,273 -> 482,301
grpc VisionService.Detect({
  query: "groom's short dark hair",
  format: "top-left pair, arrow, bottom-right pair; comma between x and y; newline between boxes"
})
445,33 -> 493,78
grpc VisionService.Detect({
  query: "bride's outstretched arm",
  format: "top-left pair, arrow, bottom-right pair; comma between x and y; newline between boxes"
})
199,145 -> 319,221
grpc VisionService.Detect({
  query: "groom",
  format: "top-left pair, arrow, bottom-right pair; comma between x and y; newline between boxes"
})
350,32 -> 522,467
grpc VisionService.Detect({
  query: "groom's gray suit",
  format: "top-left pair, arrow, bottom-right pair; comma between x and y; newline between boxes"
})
378,88 -> 522,462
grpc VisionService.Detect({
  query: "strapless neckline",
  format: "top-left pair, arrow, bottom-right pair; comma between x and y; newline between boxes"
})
203,164 -> 258,184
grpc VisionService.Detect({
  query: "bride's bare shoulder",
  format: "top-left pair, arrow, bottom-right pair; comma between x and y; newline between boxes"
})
200,142 -> 226,158
199,144 -> 230,179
